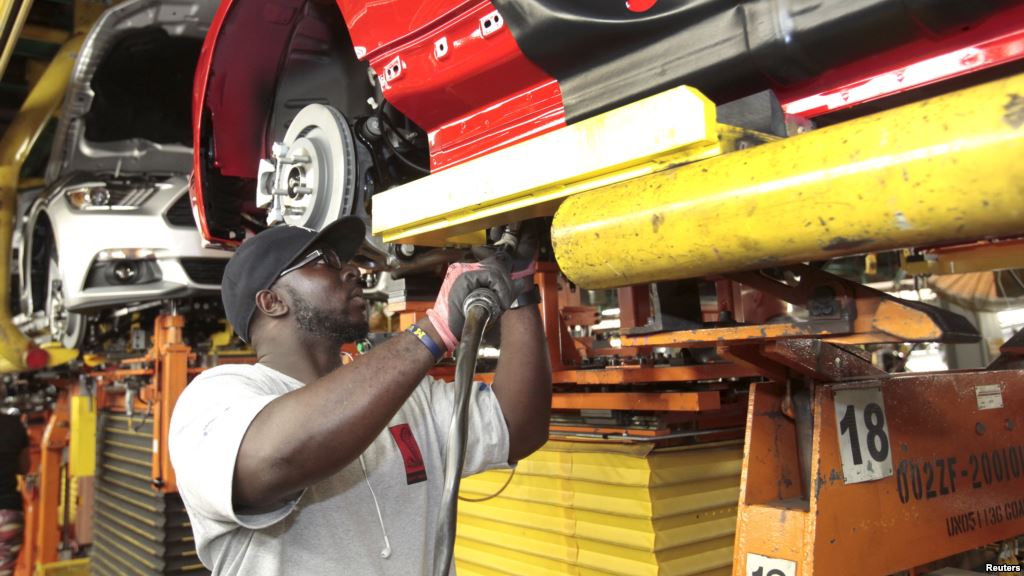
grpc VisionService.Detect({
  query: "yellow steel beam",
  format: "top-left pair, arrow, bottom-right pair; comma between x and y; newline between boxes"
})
371,85 -> 720,246
0,0 -> 36,79
552,72 -> 1024,289
0,36 -> 83,371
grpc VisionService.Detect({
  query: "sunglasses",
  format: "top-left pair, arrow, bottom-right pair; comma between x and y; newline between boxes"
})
278,248 -> 345,278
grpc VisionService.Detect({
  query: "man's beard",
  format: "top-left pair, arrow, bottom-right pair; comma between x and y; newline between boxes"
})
286,287 -> 369,347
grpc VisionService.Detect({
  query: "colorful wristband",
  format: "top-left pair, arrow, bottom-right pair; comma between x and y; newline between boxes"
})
406,324 -> 444,362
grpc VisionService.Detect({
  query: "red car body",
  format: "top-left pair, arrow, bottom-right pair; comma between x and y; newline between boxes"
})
192,0 -> 1024,247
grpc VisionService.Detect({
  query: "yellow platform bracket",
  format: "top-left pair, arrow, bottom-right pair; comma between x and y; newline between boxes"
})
0,36 -> 83,371
553,72 -> 1024,289
372,85 -> 721,246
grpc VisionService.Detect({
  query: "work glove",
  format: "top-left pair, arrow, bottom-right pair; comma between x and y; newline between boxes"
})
426,257 -> 515,353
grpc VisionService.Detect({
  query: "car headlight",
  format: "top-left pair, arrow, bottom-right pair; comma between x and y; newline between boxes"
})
64,182 -> 156,211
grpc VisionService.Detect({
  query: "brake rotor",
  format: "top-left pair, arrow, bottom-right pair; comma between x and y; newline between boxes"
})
46,245 -> 85,349
273,104 -> 358,230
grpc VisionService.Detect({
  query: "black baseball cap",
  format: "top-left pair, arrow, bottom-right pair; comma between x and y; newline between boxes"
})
221,216 -> 366,343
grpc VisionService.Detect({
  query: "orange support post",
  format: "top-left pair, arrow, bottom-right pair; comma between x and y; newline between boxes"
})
150,313 -> 189,493
33,393 -> 69,568
535,262 -> 580,371
617,285 -> 651,331
16,421 -> 44,576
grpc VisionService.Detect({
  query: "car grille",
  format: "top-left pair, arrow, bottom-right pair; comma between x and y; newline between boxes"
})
180,258 -> 227,285
109,185 -> 156,207
165,192 -> 197,227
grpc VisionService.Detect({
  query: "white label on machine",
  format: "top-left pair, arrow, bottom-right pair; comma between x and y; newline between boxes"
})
975,384 -> 1004,410
746,553 -> 797,576
834,387 -> 893,484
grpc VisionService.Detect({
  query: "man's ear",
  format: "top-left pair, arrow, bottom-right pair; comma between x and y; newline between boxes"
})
255,288 -> 289,318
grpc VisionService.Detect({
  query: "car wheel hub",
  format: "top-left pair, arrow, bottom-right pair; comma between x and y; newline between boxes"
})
256,103 -> 357,230
48,278 -> 66,338
44,252 -> 84,349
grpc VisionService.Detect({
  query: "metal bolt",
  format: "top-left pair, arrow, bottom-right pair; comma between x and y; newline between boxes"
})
365,116 -> 383,137
1007,419 -> 1016,431
976,422 -> 987,435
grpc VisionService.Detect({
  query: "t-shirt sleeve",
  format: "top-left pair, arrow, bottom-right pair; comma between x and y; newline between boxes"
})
424,376 -> 511,476
169,370 -> 300,531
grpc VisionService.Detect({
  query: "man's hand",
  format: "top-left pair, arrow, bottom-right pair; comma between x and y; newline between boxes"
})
426,257 -> 514,352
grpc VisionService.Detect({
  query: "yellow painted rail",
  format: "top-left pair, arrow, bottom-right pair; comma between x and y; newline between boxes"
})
552,72 -> 1024,289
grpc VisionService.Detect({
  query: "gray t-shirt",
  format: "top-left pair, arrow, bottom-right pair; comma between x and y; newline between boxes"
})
169,363 -> 510,575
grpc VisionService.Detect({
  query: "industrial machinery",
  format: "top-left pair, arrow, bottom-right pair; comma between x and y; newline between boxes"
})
3,0 -> 1024,575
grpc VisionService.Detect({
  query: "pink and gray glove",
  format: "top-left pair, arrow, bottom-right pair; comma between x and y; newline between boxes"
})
426,257 -> 516,352
426,221 -> 541,352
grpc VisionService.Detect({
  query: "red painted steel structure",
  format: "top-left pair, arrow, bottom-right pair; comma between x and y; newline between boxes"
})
336,0 -> 564,170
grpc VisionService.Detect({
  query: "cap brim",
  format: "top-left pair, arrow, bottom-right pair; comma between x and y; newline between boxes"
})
301,216 -> 367,265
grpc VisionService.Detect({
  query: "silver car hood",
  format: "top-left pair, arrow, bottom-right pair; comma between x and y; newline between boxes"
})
45,0 -> 216,183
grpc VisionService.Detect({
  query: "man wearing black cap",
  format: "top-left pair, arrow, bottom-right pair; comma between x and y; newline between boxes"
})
169,217 -> 551,575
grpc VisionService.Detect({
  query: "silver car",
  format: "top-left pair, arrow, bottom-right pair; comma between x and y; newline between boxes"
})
18,0 -> 227,349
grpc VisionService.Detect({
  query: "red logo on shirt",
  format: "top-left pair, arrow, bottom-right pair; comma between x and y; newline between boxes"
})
389,424 -> 427,485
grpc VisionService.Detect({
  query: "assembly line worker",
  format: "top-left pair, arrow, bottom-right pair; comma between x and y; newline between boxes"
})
169,216 -> 552,575
0,411 -> 29,576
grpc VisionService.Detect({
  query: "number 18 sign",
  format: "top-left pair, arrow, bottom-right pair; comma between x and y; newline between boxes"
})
834,387 -> 894,484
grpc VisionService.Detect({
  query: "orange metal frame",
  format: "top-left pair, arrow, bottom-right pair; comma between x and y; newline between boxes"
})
90,313 -> 255,494
735,366 -> 1024,575
16,390 -> 72,575
383,262 -> 755,424
623,264 -> 977,348
727,331 -> 1024,575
